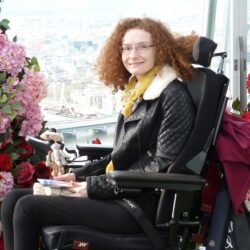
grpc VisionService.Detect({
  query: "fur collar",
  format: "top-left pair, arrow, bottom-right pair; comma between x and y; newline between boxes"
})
143,65 -> 177,100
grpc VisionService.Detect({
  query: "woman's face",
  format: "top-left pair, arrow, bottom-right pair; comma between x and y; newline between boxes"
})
121,28 -> 156,80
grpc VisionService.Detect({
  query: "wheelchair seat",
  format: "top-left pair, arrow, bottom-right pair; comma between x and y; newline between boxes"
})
41,37 -> 229,250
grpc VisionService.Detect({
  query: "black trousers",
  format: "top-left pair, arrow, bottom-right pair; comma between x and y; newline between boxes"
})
1,188 -> 158,250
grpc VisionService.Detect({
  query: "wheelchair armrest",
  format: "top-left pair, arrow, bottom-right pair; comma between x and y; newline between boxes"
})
76,144 -> 113,158
108,171 -> 205,191
25,135 -> 52,154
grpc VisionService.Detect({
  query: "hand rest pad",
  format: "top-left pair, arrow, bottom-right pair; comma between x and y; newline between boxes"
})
109,171 -> 205,191
25,135 -> 52,152
76,144 -> 113,157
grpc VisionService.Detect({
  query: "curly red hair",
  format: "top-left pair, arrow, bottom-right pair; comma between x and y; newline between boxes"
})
96,17 -> 198,91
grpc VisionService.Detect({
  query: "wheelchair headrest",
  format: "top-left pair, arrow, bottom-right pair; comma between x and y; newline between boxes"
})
192,37 -> 217,67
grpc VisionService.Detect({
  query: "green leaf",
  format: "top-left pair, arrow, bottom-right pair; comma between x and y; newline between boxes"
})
18,148 -> 26,154
8,77 -> 16,85
13,35 -> 17,42
12,103 -> 23,110
34,64 -> 40,72
3,85 -> 10,94
9,152 -> 20,160
2,19 -> 10,25
30,153 -> 42,164
0,93 -> 7,103
0,72 -> 6,84
8,111 -> 17,120
0,19 -> 10,31
2,104 -> 12,113
26,57 -> 41,72
232,98 -> 241,112
16,85 -> 23,91
8,93 -> 16,99
31,57 -> 38,65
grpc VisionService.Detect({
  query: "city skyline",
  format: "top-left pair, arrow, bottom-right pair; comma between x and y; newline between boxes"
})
0,0 -> 204,108
0,0 -> 205,146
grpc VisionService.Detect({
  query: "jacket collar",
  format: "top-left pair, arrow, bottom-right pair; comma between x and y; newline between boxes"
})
143,65 -> 177,100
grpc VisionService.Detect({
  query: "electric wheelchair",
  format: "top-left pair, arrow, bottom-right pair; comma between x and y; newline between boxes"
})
26,36 -> 230,250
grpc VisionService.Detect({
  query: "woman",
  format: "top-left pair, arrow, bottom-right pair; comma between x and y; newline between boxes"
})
1,17 -> 196,250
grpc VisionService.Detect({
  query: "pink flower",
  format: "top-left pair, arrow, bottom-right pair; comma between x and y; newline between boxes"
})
0,22 -> 46,194
16,162 -> 35,186
21,69 -> 47,103
0,112 -> 11,133
18,105 -> 44,137
0,33 -> 7,49
0,172 -> 14,201
0,40 -> 26,75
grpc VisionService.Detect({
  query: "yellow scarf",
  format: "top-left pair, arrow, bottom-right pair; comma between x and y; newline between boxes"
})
106,66 -> 160,174
121,66 -> 160,118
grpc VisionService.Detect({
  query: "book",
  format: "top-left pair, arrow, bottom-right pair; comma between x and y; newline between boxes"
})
37,178 -> 73,188
34,179 -> 73,196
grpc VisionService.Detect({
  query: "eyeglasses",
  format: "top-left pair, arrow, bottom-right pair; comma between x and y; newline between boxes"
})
120,43 -> 155,55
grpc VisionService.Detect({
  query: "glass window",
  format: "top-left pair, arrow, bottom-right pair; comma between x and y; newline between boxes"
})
210,0 -> 230,80
1,0 -> 205,147
211,0 -> 249,110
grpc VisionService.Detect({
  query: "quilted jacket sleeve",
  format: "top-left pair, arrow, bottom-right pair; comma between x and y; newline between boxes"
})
86,174 -> 150,200
72,154 -> 110,180
86,174 -> 118,200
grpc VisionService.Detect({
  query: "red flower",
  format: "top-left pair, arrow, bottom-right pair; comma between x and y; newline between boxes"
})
34,161 -> 51,179
18,180 -> 34,188
242,111 -> 250,122
17,140 -> 33,159
16,162 -> 34,187
92,137 -> 101,144
0,153 -> 12,171
247,83 -> 250,94
246,74 -> 250,94
0,139 -> 9,149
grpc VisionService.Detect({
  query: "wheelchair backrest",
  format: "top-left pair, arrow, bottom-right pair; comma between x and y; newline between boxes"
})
168,37 -> 229,175
156,37 -> 229,227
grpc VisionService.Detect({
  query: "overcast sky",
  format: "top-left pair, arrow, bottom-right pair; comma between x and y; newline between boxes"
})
1,0 -> 203,18
0,0 -> 205,37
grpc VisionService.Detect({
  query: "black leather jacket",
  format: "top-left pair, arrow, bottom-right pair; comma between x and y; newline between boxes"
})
73,78 -> 196,200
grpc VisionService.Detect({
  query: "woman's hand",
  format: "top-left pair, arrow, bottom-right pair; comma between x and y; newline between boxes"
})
68,181 -> 88,197
54,173 -> 88,197
53,173 -> 76,182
